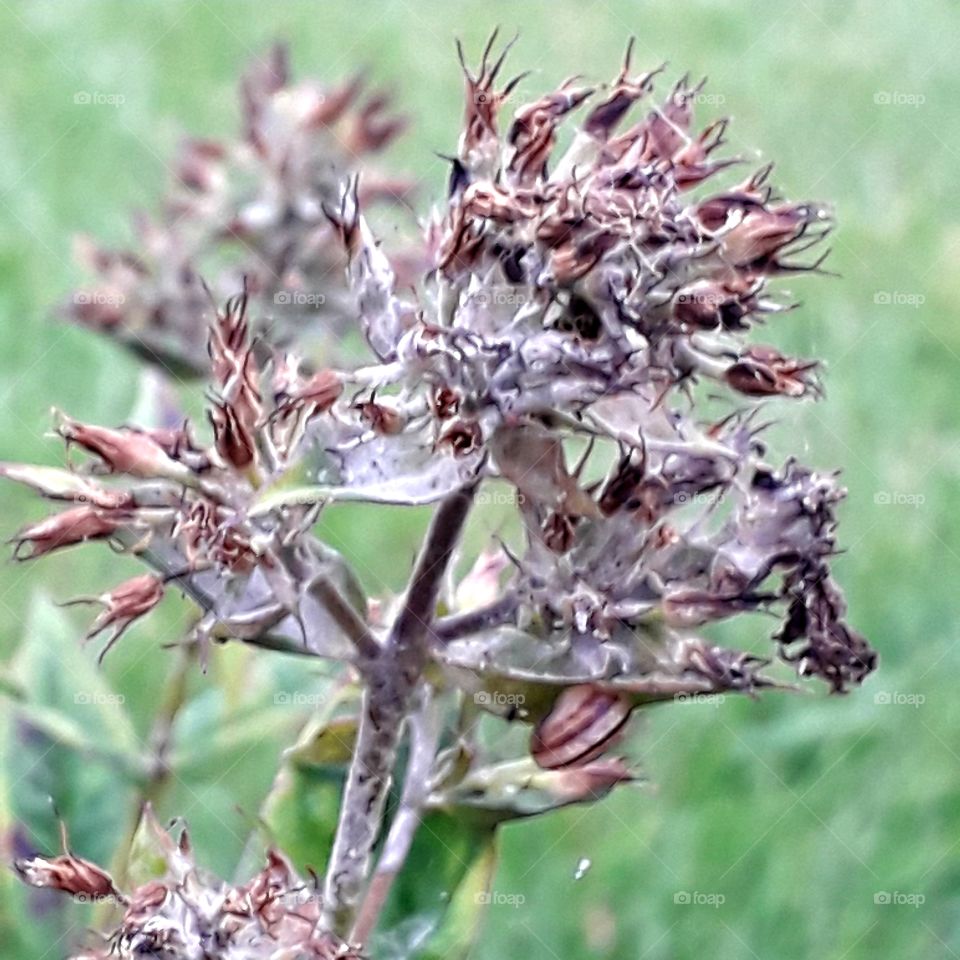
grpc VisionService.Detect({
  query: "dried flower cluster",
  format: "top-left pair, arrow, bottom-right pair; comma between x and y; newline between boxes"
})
66,44 -> 410,376
5,36 -> 876,954
16,815 -> 361,959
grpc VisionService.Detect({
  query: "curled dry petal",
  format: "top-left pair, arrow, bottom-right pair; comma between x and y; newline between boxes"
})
776,564 -> 877,692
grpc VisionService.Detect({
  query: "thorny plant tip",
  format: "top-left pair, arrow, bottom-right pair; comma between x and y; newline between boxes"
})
6,36 -> 875,958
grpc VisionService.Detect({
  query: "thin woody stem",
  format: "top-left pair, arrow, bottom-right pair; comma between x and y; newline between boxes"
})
351,689 -> 441,944
139,537 -> 377,660
307,575 -> 381,660
321,484 -> 475,937
432,590 -> 518,643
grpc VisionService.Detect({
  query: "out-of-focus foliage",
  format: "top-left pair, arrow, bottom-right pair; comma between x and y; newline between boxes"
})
1,2 -> 958,958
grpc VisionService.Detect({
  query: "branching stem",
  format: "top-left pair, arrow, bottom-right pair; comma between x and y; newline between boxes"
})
321,485 -> 475,936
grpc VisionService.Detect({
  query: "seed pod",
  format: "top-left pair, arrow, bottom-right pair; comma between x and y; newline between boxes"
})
15,823 -> 121,901
209,400 -> 257,470
531,684 -> 633,770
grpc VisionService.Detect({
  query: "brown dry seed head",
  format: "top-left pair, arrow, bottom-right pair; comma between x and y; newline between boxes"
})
17,833 -> 364,960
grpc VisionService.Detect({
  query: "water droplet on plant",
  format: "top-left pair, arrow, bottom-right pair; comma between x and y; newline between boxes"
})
574,857 -> 591,880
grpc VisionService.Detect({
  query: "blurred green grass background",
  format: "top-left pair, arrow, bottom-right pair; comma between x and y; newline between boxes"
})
1,1 -> 959,957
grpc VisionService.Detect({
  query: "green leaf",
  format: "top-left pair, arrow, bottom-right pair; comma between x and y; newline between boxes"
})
416,831 -> 499,960
168,701 -> 303,778
123,803 -> 181,889
235,684 -> 361,878
373,814 -> 499,960
5,594 -> 139,863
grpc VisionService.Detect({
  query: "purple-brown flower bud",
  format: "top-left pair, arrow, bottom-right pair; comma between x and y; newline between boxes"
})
12,506 -> 126,560
721,203 -> 823,267
75,573 -> 165,658
209,400 -> 258,470
298,369 -> 344,412
431,385 -> 460,420
531,685 -> 633,770
725,345 -> 819,398
542,511 -> 577,553
16,848 -> 120,901
57,414 -> 192,481
358,399 -> 406,436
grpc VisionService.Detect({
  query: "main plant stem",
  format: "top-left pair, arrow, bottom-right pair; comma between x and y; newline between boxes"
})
351,688 -> 442,944
322,485 -> 475,936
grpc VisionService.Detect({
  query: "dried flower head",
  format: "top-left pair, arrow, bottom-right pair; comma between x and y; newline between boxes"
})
64,44 -> 412,377
17,813 -> 362,959
313,35 -> 874,699
5,36 -> 877,949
